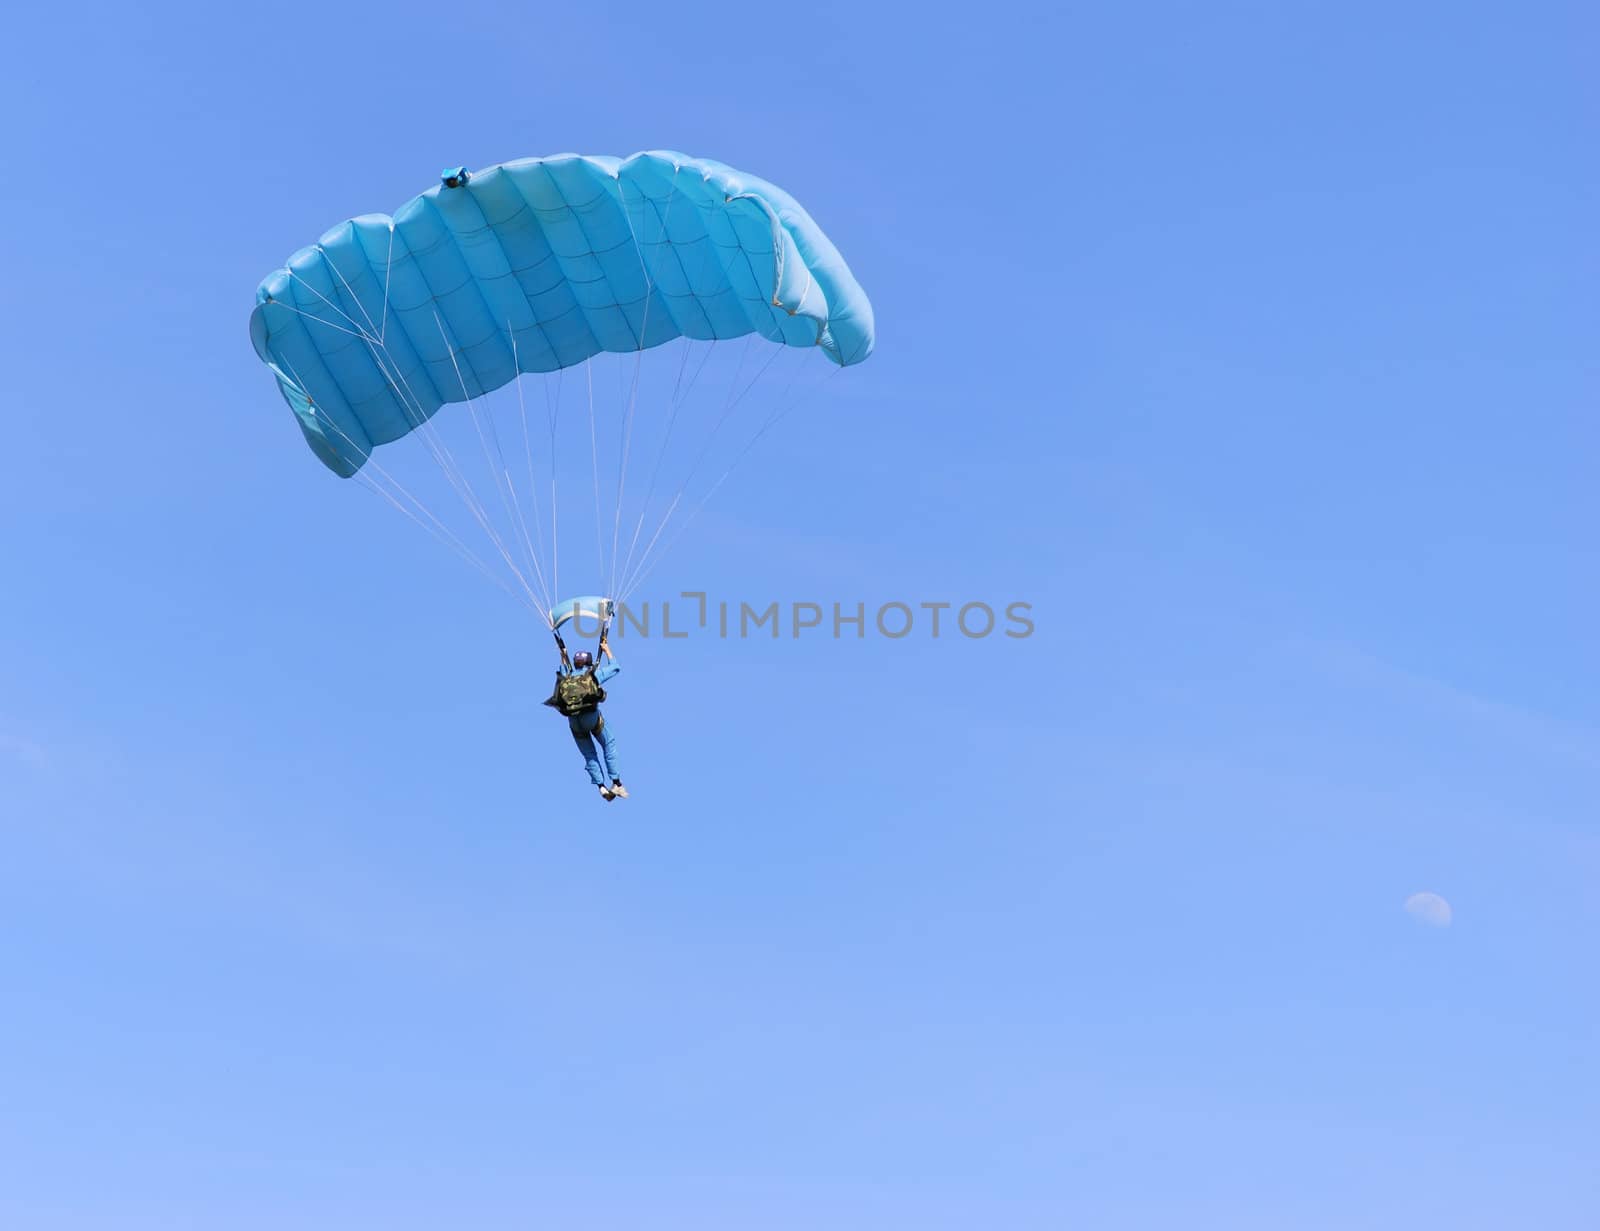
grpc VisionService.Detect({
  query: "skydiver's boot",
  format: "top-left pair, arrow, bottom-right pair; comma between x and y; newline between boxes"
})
598,784 -> 615,801
610,780 -> 629,799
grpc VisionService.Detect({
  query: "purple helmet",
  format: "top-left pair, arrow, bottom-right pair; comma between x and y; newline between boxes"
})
573,650 -> 593,668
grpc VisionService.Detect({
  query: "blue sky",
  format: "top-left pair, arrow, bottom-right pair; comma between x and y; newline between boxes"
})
4,1 -> 1597,1226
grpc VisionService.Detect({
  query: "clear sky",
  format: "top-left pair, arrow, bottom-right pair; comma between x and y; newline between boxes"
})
4,1 -> 1597,1227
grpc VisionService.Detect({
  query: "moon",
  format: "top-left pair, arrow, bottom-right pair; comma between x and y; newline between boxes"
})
1404,891 -> 1453,928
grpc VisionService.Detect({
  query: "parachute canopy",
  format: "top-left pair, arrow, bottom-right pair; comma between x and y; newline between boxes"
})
249,151 -> 875,478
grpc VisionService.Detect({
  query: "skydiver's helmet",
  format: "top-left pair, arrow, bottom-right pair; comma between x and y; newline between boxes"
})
573,650 -> 593,669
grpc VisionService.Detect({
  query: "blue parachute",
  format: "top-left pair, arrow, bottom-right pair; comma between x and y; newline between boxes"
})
249,151 -> 874,478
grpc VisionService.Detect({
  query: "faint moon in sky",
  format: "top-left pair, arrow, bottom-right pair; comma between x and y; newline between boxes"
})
1405,892 -> 1453,927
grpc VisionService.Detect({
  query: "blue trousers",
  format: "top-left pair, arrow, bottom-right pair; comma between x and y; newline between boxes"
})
568,710 -> 620,785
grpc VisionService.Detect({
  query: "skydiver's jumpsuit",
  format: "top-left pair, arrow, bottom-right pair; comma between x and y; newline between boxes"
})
561,650 -> 621,786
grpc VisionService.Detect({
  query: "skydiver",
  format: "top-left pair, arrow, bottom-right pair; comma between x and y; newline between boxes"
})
545,634 -> 628,801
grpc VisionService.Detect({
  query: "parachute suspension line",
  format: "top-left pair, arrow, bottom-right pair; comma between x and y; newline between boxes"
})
462,321 -> 552,616
614,335 -> 781,598
292,250 -> 519,594
346,455 -> 486,585
361,341 -> 510,570
316,246 -> 385,342
613,336 -> 752,602
613,334 -> 760,602
614,490 -> 680,605
319,418 -> 512,601
608,175 -> 697,598
307,233 -> 555,624
619,347 -> 822,601
313,250 -> 531,573
673,333 -> 715,409
509,327 -> 555,617
430,308 -> 554,618
284,227 -> 576,632
615,337 -> 701,592
268,296 -> 375,342
362,343 -> 481,525
378,221 -> 396,343
358,322 -> 554,628
355,469 -> 525,605
606,168 -> 682,603
546,367 -> 564,605
336,230 -> 512,595
610,346 -> 645,603
615,338 -> 718,589
620,355 -> 841,604
587,361 -> 606,589
287,268 -> 378,341
694,337 -> 789,474
284,243 -> 534,601
275,354 -> 529,611
691,349 -> 832,523
498,405 -> 552,616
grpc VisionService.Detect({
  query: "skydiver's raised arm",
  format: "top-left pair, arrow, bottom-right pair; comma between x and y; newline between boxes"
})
594,635 -> 620,684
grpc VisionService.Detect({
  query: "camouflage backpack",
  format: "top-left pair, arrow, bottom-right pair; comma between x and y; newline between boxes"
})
550,669 -> 605,717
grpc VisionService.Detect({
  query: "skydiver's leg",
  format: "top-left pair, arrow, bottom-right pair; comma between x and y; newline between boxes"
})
595,713 -> 621,786
594,715 -> 627,797
569,715 -> 607,786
